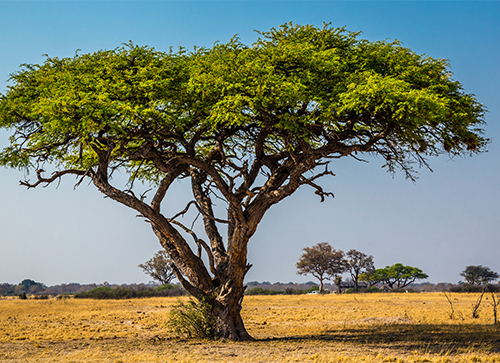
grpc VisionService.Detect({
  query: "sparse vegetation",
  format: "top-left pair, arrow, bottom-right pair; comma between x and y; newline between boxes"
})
245,285 -> 319,295
74,284 -> 186,299
1,293 -> 500,362
166,297 -> 217,339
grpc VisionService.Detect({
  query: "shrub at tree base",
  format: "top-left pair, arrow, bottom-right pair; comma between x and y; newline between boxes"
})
167,298 -> 217,339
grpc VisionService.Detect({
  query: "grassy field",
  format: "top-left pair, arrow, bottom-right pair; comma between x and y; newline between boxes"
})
1,293 -> 499,362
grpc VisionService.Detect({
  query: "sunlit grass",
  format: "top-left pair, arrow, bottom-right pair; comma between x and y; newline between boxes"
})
1,293 -> 499,362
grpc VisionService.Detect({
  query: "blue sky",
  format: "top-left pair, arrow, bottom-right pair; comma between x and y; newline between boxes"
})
0,1 -> 499,286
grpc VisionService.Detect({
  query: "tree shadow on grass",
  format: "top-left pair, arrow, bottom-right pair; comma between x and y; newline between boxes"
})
260,324 -> 500,355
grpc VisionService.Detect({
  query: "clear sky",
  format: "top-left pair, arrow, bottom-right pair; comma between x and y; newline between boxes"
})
0,1 -> 499,287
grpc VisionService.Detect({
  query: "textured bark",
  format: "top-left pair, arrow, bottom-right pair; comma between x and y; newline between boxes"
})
213,294 -> 253,341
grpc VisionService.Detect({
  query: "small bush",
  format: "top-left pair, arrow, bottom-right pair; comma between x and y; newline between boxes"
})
33,294 -> 49,300
19,292 -> 27,300
167,297 -> 217,339
56,294 -> 72,300
306,285 -> 320,293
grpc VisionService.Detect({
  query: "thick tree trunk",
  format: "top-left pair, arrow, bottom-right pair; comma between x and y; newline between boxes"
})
213,293 -> 253,341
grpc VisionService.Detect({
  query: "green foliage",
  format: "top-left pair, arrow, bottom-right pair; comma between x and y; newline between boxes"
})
309,284 -> 320,292
366,286 -> 381,293
360,263 -> 428,289
0,23 -> 486,183
167,297 -> 217,339
154,283 -> 178,292
20,279 -> 37,289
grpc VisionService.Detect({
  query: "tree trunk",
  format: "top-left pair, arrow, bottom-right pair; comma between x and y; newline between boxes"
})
318,278 -> 324,293
213,292 -> 253,340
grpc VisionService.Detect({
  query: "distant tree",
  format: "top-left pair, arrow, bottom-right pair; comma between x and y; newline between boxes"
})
14,279 -> 44,295
460,265 -> 499,286
28,283 -> 45,295
296,242 -> 346,293
345,249 -> 375,290
139,250 -> 176,285
360,263 -> 428,290
0,283 -> 15,296
333,275 -> 343,294
20,279 -> 37,290
358,270 -> 379,287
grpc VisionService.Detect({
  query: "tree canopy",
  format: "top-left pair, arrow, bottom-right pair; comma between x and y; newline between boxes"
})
0,23 -> 487,340
345,249 -> 375,290
460,265 -> 499,286
138,250 -> 176,285
296,242 -> 346,292
360,263 -> 428,289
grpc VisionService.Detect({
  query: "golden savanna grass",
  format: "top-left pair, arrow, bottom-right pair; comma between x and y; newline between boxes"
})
1,293 -> 499,362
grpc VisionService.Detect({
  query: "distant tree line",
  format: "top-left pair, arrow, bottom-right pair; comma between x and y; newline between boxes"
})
0,280 -> 186,298
294,242 -> 499,294
74,283 -> 186,299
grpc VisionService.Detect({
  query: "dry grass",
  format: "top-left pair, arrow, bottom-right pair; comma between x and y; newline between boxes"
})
1,293 -> 500,362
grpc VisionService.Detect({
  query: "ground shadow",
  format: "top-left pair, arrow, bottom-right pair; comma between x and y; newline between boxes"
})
259,323 -> 500,355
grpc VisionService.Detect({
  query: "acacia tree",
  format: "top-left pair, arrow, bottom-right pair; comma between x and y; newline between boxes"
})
139,250 -> 176,285
0,23 -> 486,340
360,263 -> 428,290
296,242 -> 346,292
345,249 -> 375,290
460,265 -> 499,286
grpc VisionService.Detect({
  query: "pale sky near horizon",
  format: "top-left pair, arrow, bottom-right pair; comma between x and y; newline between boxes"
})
0,1 -> 499,287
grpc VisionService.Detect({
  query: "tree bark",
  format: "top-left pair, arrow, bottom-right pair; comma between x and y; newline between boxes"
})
213,288 -> 253,340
